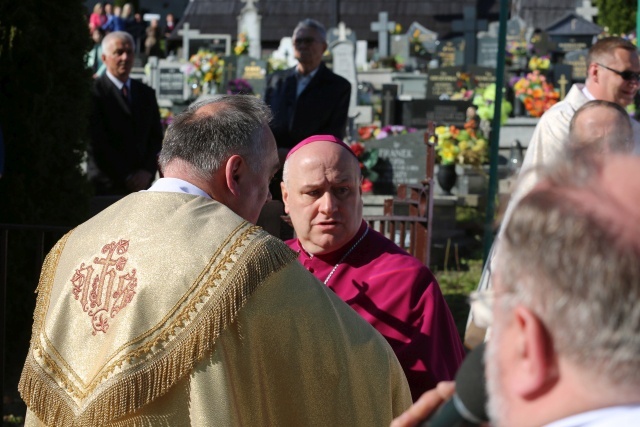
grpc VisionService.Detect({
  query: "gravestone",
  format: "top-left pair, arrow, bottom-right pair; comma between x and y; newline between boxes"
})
329,25 -> 358,117
237,0 -> 262,59
553,64 -> 572,100
477,35 -> 499,68
356,40 -> 368,69
436,38 -> 465,67
273,37 -> 297,68
391,34 -> 410,62
401,99 -> 472,130
546,12 -> 602,53
363,132 -> 428,193
237,56 -> 267,96
506,16 -> 527,44
381,84 -> 399,126
156,60 -> 188,102
468,66 -> 496,90
328,22 -> 357,46
563,48 -> 588,82
426,66 -> 463,99
407,22 -> 438,55
452,7 -> 488,66
531,30 -> 556,56
370,12 -> 395,57
220,56 -> 238,92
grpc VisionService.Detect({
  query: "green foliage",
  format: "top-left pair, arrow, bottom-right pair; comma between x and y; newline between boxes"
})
0,0 -> 93,225
595,0 -> 637,35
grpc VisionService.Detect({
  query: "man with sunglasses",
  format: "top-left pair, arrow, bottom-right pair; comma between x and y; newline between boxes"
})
265,19 -> 351,199
514,36 -> 640,201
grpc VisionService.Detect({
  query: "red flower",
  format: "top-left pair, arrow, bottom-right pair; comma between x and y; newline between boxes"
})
361,178 -> 373,193
350,142 -> 365,158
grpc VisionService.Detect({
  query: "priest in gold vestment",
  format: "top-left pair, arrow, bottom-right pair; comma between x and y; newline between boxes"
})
19,96 -> 412,426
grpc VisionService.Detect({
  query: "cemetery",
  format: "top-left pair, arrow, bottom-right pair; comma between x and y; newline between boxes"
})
4,0 -> 640,422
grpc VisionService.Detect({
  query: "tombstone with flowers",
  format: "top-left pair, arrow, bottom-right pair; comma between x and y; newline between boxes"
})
182,49 -> 224,99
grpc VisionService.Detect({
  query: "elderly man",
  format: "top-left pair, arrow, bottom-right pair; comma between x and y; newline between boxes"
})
394,153 -> 640,427
265,19 -> 351,200
88,31 -> 163,195
281,135 -> 465,401
19,97 -> 411,426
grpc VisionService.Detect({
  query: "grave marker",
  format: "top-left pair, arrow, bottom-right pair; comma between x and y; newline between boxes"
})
576,0 -> 598,22
401,99 -> 472,129
426,66 -> 462,99
452,7 -> 488,66
381,84 -> 399,126
436,38 -> 465,67
237,56 -> 267,96
363,132 -> 428,193
468,65 -> 496,90
553,64 -> 572,100
156,60 -> 188,102
563,48 -> 588,82
330,25 -> 358,116
371,12 -> 395,57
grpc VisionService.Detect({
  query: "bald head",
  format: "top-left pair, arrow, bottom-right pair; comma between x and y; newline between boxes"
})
568,100 -> 633,155
281,139 -> 363,255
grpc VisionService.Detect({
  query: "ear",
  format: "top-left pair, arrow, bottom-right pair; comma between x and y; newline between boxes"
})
281,181 -> 290,214
507,305 -> 558,400
588,62 -> 599,83
224,155 -> 244,197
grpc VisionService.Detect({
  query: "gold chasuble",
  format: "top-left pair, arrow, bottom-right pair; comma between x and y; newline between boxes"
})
19,192 -> 411,426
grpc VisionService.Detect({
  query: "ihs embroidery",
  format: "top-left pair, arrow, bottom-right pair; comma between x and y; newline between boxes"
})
71,239 -> 138,335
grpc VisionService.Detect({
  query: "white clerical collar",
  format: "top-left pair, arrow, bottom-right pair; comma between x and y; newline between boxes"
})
145,178 -> 211,199
106,70 -> 130,91
543,404 -> 640,427
582,85 -> 596,101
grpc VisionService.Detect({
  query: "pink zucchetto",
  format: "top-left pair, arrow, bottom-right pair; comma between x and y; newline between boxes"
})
286,135 -> 358,160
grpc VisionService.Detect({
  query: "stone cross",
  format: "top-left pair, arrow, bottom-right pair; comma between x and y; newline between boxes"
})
370,12 -> 395,57
557,74 -> 569,99
178,23 -> 201,61
225,62 -> 236,81
452,7 -> 488,66
576,0 -> 598,22
337,22 -> 350,41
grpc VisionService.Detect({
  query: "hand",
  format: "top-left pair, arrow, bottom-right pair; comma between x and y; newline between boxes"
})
126,170 -> 153,192
390,381 -> 455,427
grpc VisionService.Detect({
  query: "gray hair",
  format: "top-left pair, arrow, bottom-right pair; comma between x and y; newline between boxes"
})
293,19 -> 327,43
101,31 -> 134,52
568,100 -> 633,154
158,95 -> 272,181
495,155 -> 640,389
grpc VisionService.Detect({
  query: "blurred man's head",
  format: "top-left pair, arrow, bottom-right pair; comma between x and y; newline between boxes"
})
568,100 -> 633,155
586,37 -> 640,107
292,19 -> 328,74
159,95 -> 279,224
281,136 -> 362,255
488,154 -> 640,427
101,31 -> 134,82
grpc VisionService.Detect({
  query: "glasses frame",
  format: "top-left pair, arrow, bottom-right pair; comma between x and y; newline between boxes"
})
596,63 -> 640,82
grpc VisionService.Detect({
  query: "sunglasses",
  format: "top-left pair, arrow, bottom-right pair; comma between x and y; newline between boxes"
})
596,63 -> 640,82
294,37 -> 318,45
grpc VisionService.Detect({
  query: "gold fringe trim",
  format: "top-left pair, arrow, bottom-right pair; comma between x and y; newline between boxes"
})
19,224 -> 297,426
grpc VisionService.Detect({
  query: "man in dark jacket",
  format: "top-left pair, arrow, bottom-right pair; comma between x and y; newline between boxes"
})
89,31 -> 163,195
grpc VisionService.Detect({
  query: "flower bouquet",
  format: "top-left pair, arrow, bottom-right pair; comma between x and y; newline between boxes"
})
434,121 -> 488,167
349,142 -> 378,193
182,49 -> 224,97
159,107 -> 174,132
511,70 -> 559,117
234,32 -> 249,56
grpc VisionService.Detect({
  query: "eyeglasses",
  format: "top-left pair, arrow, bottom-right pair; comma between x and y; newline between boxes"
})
294,37 -> 318,46
596,63 -> 640,82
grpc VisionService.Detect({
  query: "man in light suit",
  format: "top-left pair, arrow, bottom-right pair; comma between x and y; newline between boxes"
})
264,19 -> 351,199
88,31 -> 163,195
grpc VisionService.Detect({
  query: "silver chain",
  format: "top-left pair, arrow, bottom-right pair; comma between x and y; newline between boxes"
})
323,227 -> 369,285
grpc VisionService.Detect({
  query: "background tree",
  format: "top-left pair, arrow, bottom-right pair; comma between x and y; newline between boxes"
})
595,0 -> 637,35
0,0 -> 93,411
